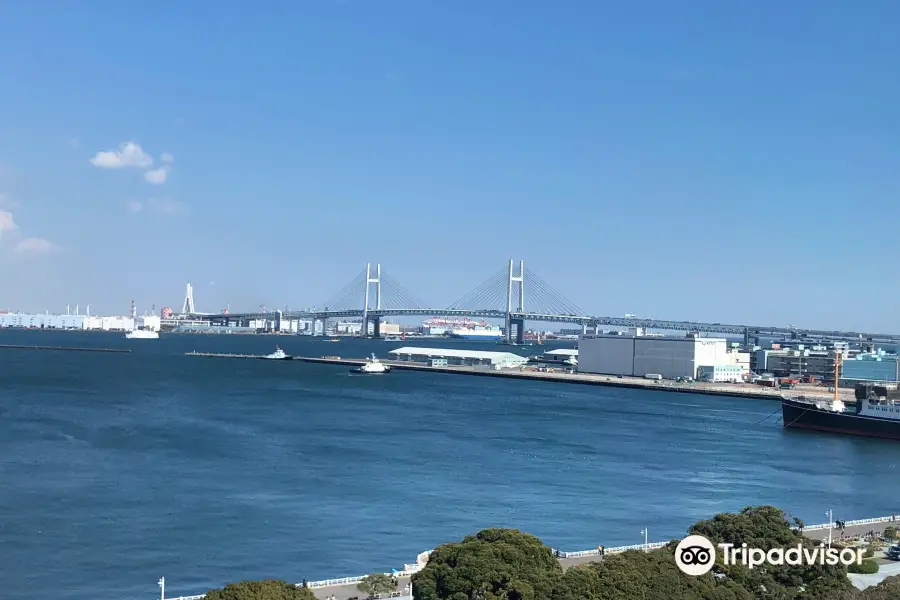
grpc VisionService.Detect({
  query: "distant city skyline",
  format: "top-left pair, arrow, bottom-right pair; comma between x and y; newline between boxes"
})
1,3 -> 898,331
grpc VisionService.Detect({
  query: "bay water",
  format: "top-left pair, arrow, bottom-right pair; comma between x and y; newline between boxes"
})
2,330 -> 899,600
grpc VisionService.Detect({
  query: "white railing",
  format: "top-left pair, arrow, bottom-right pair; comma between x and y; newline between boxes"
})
153,515 -> 898,598
559,541 -> 669,558
557,515 -> 898,558
307,565 -> 423,589
307,576 -> 367,589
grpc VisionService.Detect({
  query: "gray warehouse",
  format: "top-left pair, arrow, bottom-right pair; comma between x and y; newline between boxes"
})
578,334 -> 730,379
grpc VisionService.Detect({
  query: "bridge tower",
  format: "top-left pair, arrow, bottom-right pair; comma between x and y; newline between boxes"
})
361,263 -> 382,338
181,282 -> 195,314
506,259 -> 525,344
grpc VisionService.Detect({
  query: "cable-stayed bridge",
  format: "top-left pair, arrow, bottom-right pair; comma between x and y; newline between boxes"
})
182,260 -> 900,345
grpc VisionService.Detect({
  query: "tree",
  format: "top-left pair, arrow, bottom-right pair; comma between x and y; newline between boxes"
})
847,559 -> 879,574
857,575 -> 900,599
411,528 -> 562,600
552,549 -> 754,600
689,506 -> 854,599
883,526 -> 897,541
205,580 -> 316,600
357,573 -> 396,597
411,506 -> 862,600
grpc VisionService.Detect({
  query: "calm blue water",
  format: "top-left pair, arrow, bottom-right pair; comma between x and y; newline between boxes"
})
2,330 -> 899,600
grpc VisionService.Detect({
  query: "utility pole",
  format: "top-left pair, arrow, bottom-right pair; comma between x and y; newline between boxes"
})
826,510 -> 833,548
158,577 -> 165,600
640,528 -> 648,550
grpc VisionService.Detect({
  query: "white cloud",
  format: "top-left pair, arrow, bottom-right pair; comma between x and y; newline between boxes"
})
160,152 -> 174,163
15,237 -> 59,255
127,198 -> 189,217
0,193 -> 60,259
89,141 -> 153,168
144,166 -> 170,184
0,210 -> 17,237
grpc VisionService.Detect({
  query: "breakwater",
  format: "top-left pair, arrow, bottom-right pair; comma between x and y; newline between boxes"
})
158,515 -> 898,600
0,344 -> 130,353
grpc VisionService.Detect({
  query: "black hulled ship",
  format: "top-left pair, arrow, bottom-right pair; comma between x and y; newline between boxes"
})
781,383 -> 900,440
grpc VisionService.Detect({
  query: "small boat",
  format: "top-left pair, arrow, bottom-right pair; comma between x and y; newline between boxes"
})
262,346 -> 291,360
350,353 -> 391,374
125,328 -> 159,340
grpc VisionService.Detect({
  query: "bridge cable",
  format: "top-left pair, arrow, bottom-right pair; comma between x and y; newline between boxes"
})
448,266 -> 510,311
322,270 -> 367,311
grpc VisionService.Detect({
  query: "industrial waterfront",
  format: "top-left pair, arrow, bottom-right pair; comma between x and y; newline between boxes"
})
2,330 -> 900,600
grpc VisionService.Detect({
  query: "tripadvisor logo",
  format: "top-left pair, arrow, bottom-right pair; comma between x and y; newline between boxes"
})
674,535 -> 865,576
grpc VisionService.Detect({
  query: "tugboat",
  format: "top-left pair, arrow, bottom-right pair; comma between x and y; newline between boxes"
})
350,354 -> 391,374
262,346 -> 292,360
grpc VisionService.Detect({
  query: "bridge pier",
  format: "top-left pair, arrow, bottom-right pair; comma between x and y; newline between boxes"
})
508,317 -> 525,345
365,315 -> 382,338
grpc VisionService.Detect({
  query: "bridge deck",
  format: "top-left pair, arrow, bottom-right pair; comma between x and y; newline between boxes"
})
181,309 -> 900,343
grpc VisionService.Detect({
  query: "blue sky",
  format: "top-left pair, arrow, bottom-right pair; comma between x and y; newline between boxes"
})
0,1 -> 898,330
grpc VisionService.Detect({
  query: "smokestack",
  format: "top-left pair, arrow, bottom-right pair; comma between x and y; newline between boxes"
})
76,304 -> 79,315
86,304 -> 90,316
67,305 -> 70,315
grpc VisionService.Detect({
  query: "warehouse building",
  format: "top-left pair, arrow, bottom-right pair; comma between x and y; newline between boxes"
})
753,346 -> 840,381
0,312 -> 134,330
577,334 -> 730,379
388,347 -> 529,369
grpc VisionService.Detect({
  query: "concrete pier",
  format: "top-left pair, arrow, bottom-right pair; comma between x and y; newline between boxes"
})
295,356 -> 854,403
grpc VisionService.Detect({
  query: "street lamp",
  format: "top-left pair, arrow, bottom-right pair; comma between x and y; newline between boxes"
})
826,510 -> 833,548
640,528 -> 648,550
158,577 -> 165,600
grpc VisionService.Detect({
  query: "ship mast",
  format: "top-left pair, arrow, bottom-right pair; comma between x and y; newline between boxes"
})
833,348 -> 843,404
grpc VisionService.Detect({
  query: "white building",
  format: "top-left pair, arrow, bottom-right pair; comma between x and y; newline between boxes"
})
0,312 -> 134,331
389,347 -> 529,369
726,350 -> 751,375
84,316 -> 103,330
137,315 -> 161,332
100,316 -> 134,331
697,364 -> 744,383
578,334 -> 730,379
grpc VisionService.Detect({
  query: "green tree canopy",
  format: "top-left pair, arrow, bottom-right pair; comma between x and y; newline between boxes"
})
689,506 -> 855,599
204,580 -> 316,600
411,528 -> 562,600
857,575 -> 900,599
553,549 -> 754,600
411,506 -> 863,600
357,573 -> 396,597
